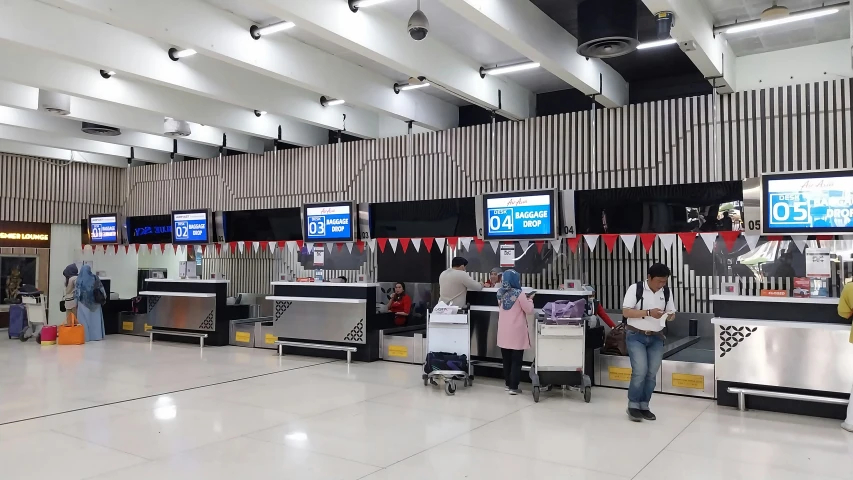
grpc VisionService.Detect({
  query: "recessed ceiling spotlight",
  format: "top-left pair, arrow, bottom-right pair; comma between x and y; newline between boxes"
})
99,69 -> 116,79
348,0 -> 396,12
479,61 -> 540,78
168,47 -> 197,61
254,110 -> 267,117
249,20 -> 295,40
320,96 -> 345,107
636,38 -> 678,50
393,76 -> 430,94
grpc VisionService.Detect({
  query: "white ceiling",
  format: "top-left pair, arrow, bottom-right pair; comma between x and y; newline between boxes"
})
704,0 -> 851,56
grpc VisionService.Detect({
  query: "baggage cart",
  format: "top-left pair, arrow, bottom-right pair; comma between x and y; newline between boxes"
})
421,307 -> 473,396
529,314 -> 592,403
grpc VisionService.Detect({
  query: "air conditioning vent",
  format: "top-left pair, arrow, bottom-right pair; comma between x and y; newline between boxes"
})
81,122 -> 121,136
164,118 -> 192,137
38,90 -> 71,116
576,0 -> 639,59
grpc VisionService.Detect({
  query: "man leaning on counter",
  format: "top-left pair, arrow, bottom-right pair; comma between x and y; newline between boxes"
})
839,281 -> 853,433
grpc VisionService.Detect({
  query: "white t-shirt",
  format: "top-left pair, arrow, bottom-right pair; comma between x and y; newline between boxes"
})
621,281 -> 676,332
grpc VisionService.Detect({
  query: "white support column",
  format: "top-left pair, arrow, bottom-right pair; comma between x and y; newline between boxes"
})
248,0 -> 534,119
439,0 -> 628,108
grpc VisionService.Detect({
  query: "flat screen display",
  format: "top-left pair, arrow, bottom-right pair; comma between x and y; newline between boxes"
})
222,208 -> 302,242
126,215 -> 172,244
483,190 -> 557,240
89,214 -> 119,244
762,171 -> 853,234
171,210 -> 211,244
303,202 -> 355,242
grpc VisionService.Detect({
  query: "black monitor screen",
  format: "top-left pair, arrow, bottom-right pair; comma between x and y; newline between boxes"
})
371,198 -> 476,238
223,208 -> 303,242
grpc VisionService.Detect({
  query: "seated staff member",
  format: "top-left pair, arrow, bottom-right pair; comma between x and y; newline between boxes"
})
621,263 -> 676,423
839,281 -> 853,433
483,267 -> 503,288
388,282 -> 412,326
438,257 -> 484,306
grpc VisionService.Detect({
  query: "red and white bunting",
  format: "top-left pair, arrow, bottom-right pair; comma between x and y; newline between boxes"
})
621,234 -> 637,254
388,238 -> 399,253
237,241 -> 245,254
102,245 -> 108,254
200,244 -> 207,256
567,236 -> 581,253
584,235 -> 599,252
252,241 -> 260,254
791,235 -> 808,252
550,239 -> 562,253
490,240 -> 500,253
474,238 -> 486,252
345,242 -> 354,254
659,234 -> 676,251
459,237 -> 472,251
639,233 -> 656,253
423,237 -> 434,253
367,239 -> 376,251
377,238 -> 388,253
159,244 -> 166,255
602,234 -> 618,253
744,234 -> 761,252
678,233 -> 697,253
215,243 -> 222,255
326,242 -> 333,253
179,244 -> 186,256
134,244 -> 140,254
719,231 -> 740,251
400,238 -> 411,253
286,241 -> 297,253
518,240 -> 530,251
699,232 -> 717,253
435,238 -> 446,253
268,241 -> 276,254
411,238 -> 421,252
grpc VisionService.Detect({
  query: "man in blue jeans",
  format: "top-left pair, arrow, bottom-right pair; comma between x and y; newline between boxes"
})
621,263 -> 676,422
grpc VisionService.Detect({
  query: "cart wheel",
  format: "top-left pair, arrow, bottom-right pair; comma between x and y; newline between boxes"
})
468,375 -> 474,385
445,381 -> 457,396
429,377 -> 438,387
422,374 -> 428,386
545,385 -> 553,392
583,386 -> 591,403
533,386 -> 540,403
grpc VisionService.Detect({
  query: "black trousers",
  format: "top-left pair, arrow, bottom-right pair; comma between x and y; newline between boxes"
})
501,348 -> 524,390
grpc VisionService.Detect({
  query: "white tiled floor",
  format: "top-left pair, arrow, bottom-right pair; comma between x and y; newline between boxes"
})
1,336 -> 852,479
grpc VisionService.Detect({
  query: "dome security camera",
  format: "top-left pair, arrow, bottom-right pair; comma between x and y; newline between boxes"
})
408,3 -> 429,41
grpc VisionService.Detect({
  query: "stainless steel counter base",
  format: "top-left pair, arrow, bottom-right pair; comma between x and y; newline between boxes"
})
594,350 -> 716,399
259,300 -> 368,345
119,296 -> 217,334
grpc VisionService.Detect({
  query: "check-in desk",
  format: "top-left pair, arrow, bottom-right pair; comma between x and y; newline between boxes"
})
713,294 -> 853,419
264,282 -> 381,362
126,279 -> 233,346
467,288 -> 589,376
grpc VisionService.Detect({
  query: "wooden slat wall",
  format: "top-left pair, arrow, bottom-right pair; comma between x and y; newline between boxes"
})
125,80 -> 853,311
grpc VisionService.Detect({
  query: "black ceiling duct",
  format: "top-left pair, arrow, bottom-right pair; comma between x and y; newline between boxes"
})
81,122 -> 121,136
576,0 -> 639,59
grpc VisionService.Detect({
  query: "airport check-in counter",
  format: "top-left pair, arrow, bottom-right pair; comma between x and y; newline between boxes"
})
264,282 -> 382,362
467,288 -> 589,375
713,295 -> 853,418
122,279 -> 233,346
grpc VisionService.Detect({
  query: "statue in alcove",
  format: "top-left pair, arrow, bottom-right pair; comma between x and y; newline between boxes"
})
5,265 -> 22,303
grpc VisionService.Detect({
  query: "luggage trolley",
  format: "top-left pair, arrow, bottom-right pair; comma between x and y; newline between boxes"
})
422,306 -> 473,396
529,314 -> 592,403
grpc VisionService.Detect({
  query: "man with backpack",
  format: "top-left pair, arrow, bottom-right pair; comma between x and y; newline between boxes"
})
621,263 -> 676,422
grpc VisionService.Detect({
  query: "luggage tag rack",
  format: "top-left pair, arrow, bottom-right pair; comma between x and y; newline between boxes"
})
422,303 -> 473,396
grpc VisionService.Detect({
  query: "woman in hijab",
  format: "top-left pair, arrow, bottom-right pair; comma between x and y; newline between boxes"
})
62,263 -> 78,317
496,269 -> 535,395
74,264 -> 106,341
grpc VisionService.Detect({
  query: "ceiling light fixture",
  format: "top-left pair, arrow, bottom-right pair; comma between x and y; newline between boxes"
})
254,110 -> 267,117
393,76 -> 430,94
99,69 -> 116,79
479,61 -> 540,78
636,38 -> 678,50
348,0 -> 395,12
168,47 -> 197,61
719,5 -> 840,34
320,96 -> 345,107
250,20 -> 295,40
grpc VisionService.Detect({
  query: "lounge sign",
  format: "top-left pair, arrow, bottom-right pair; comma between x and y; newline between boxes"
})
0,221 -> 51,248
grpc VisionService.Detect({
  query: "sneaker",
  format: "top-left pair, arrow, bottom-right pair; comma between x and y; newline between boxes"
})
841,422 -> 853,433
639,410 -> 657,421
627,408 -> 643,422
508,389 -> 522,395
504,386 -> 510,392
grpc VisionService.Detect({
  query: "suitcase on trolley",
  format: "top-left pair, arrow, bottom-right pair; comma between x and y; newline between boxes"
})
8,304 -> 27,339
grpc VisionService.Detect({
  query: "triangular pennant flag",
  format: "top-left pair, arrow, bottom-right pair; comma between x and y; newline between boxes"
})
550,239 -> 562,253
336,243 -> 344,252
460,237 -> 472,251
447,237 -> 458,252
535,241 -> 545,253
267,242 -> 275,254
102,244 -> 108,254
305,243 -> 314,253
277,240 -> 285,250
400,238 -> 411,253
367,239 -> 375,251
377,238 -> 388,253
259,242 -> 267,252
719,231 -> 740,252
436,238 -> 446,253
567,236 -> 581,253
518,240 -> 530,250
252,241 -> 259,253
356,241 -> 365,253
584,235 -> 599,251
229,242 -> 237,255
473,238 -> 485,252
171,244 -> 177,255
159,244 -> 166,255
296,240 -> 304,250
238,241 -> 245,254
326,243 -> 333,253
286,241 -> 297,253
490,240 -> 500,253
146,243 -> 153,253
134,244 -> 140,253
389,238 -> 399,253
423,238 -> 434,253
113,244 -> 119,254
200,244 -> 207,256
677,232 -> 697,253
123,245 -> 129,255
602,234 -> 619,253
744,234 -> 761,252
621,234 -> 637,254
179,244 -> 186,256
411,238 -> 421,252
791,235 -> 807,252
700,232 -> 717,253
639,233 -> 656,253
346,242 -> 354,253
659,234 -> 676,251
215,243 -> 222,255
